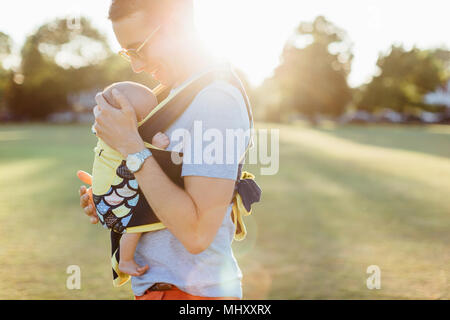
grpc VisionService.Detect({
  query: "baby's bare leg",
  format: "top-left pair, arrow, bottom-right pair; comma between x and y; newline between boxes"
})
152,132 -> 170,149
119,233 -> 149,276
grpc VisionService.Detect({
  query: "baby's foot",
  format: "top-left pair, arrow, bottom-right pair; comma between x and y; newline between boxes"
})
119,259 -> 149,276
152,132 -> 170,149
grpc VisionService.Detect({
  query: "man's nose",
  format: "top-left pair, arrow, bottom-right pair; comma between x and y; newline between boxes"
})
130,58 -> 146,73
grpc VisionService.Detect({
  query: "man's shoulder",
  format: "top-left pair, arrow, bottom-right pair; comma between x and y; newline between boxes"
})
188,79 -> 249,124
195,79 -> 245,106
165,79 -> 250,135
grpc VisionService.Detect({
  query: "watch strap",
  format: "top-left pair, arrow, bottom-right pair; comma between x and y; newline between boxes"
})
127,148 -> 152,173
137,148 -> 152,161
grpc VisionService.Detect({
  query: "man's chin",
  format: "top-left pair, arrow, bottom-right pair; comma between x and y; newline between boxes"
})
146,65 -> 175,87
153,73 -> 174,87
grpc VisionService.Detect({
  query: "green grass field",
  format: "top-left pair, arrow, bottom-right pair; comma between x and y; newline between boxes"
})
0,123 -> 449,299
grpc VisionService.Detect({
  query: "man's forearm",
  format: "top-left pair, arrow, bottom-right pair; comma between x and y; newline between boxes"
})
133,155 -> 201,250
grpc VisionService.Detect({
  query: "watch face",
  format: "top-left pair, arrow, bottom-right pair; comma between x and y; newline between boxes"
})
126,155 -> 142,173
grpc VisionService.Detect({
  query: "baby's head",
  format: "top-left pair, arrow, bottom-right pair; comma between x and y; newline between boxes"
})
102,81 -> 158,122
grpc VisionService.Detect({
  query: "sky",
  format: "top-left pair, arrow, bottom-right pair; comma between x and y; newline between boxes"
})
0,0 -> 449,88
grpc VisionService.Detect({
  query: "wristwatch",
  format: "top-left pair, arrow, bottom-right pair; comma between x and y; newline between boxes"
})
126,148 -> 152,174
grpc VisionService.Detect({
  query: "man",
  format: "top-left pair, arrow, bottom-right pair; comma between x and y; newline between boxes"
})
79,0 -> 251,300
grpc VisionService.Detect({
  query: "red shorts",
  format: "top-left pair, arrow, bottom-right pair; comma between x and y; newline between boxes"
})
135,284 -> 240,300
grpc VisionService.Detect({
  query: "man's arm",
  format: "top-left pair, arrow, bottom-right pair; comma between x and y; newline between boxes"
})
91,86 -> 246,254
77,146 -> 233,254
132,156 -> 235,254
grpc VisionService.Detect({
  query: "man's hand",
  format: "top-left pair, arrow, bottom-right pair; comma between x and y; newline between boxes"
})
77,170 -> 99,224
93,89 -> 145,158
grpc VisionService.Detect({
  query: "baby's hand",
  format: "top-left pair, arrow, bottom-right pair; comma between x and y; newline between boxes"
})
152,132 -> 170,150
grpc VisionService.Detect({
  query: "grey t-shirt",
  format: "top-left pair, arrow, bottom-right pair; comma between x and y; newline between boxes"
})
131,66 -> 251,298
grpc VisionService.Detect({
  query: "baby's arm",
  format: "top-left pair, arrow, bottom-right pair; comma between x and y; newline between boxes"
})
152,132 -> 170,150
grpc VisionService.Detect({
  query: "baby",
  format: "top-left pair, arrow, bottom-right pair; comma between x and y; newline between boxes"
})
94,81 -> 170,277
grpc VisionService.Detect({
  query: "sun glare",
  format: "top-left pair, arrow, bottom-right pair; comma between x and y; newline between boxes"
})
194,0 -> 293,86
1,0 -> 449,87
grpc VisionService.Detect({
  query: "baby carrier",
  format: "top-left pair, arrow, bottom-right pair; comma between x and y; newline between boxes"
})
91,63 -> 262,286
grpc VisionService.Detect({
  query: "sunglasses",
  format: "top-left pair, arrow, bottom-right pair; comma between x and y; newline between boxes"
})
118,25 -> 161,62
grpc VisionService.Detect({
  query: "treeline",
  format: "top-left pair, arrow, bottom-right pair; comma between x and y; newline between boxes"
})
0,17 -> 158,121
253,16 -> 450,123
0,16 -> 449,123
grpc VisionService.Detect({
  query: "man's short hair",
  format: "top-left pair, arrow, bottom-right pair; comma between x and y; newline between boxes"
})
108,0 -> 193,24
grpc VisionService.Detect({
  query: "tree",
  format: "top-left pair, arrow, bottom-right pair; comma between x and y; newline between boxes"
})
0,31 -> 11,57
0,32 -> 12,111
5,17 -> 113,119
268,16 -> 353,123
355,46 -> 446,114
432,48 -> 450,75
5,17 -> 161,120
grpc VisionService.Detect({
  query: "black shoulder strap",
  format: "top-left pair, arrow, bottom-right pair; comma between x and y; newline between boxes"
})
138,70 -> 219,143
218,66 -> 255,163
138,64 -> 254,148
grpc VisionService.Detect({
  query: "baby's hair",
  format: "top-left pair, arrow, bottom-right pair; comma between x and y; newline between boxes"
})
102,81 -> 154,108
102,81 -> 159,122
